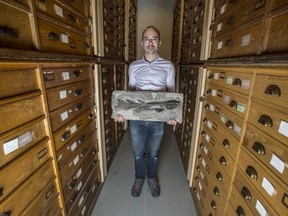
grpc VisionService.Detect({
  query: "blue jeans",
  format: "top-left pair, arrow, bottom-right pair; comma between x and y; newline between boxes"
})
130,120 -> 164,180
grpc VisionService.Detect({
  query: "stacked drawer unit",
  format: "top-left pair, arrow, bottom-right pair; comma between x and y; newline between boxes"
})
35,0 -> 93,56
235,68 -> 288,216
128,0 -> 137,62
180,0 -> 205,64
42,63 -> 101,215
0,64 -> 62,215
171,0 -> 182,64
192,66 -> 252,215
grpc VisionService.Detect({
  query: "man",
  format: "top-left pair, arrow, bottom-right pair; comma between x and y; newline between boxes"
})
115,26 -> 177,197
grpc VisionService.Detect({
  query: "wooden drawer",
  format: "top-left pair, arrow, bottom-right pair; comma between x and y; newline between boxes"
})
192,180 -> 211,216
229,185 -> 254,216
0,139 -> 50,202
248,101 -> 288,145
42,65 -> 93,89
50,94 -> 95,132
0,2 -> 35,50
238,148 -> 288,215
264,11 -> 288,53
252,73 -> 288,109
0,92 -> 44,134
269,0 -> 288,11
212,0 -> 267,39
38,18 -> 92,56
35,0 -> 91,34
210,22 -> 262,58
0,160 -> 55,216
42,196 -> 62,216
0,68 -> 39,99
0,118 -> 47,167
206,67 -> 253,96
60,0 -> 90,17
205,82 -> 249,119
244,123 -> 288,184
20,179 -> 60,216
53,107 -> 96,150
46,79 -> 94,111
234,169 -> 278,216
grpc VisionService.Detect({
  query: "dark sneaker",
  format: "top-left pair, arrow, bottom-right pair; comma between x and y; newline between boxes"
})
147,178 -> 160,197
131,178 -> 144,197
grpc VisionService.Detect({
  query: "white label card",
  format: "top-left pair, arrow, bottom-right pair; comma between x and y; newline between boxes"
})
223,95 -> 230,104
278,120 -> 288,137
70,124 -> 77,134
205,134 -> 210,142
220,4 -> 227,14
241,79 -> 251,89
207,120 -> 212,129
211,89 -> 217,97
71,142 -> 77,152
60,34 -> 69,43
241,34 -> 251,46
81,205 -> 87,215
73,155 -> 80,165
3,138 -> 19,155
200,171 -> 204,179
76,168 -> 82,179
226,76 -> 233,84
233,124 -> 242,135
203,146 -> 208,155
255,200 -> 268,216
54,4 -> 63,17
221,114 -> 226,123
209,104 -> 215,112
18,131 -> 32,147
217,41 -> 223,49
237,103 -> 246,113
62,72 -> 70,80
78,195 -> 84,206
214,72 -> 219,80
60,90 -> 67,99
261,177 -> 277,197
198,181 -> 203,190
61,111 -> 69,121
77,181 -> 83,191
217,23 -> 222,32
270,154 -> 285,174
201,158 -> 206,167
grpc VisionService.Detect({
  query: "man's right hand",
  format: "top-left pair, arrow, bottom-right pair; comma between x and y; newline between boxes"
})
114,114 -> 125,122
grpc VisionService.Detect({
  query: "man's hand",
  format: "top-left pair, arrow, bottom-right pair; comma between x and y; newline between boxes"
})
115,114 -> 125,122
167,118 -> 177,126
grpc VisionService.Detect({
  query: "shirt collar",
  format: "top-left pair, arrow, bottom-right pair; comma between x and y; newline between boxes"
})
143,54 -> 160,63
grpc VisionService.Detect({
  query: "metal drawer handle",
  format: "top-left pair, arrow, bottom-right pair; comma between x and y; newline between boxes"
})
36,147 -> 48,160
93,147 -> 97,154
229,100 -> 237,109
199,94 -> 207,102
193,187 -> 197,193
208,74 -> 213,79
225,16 -> 235,25
70,192 -> 77,202
48,32 -> 59,41
61,131 -> 70,141
236,206 -> 246,216
219,156 -> 227,165
80,149 -> 88,157
204,104 -> 209,109
75,103 -> 83,111
196,165 -> 201,171
232,78 -> 242,86
201,130 -> 206,136
93,159 -> 97,166
74,89 -> 82,96
83,42 -> 90,48
222,139 -> 230,148
45,185 -> 55,200
77,135 -> 85,144
1,211 -> 11,216
199,143 -> 204,149
203,117 -> 208,123
69,180 -> 76,189
252,142 -> 266,155
195,176 -> 199,182
213,187 -> 220,196
73,70 -> 81,77
88,112 -> 94,119
85,185 -> 91,193
254,0 -> 266,10
198,154 -> 202,160
258,115 -> 273,127
206,89 -> 212,94
211,200 -> 217,209
264,84 -> 281,96
282,192 -> 288,208
246,166 -> 258,179
0,187 -> 3,197
216,172 -> 223,181
0,26 -> 18,38
241,187 -> 252,201
67,14 -> 76,22
225,38 -> 233,46
226,120 -> 234,129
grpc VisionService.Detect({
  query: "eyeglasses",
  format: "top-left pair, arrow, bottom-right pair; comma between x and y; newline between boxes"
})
143,37 -> 159,43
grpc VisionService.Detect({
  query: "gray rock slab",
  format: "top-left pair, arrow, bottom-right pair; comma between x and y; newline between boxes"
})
111,90 -> 184,123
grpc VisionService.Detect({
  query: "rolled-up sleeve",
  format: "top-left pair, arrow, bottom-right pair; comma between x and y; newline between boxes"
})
166,64 -> 175,92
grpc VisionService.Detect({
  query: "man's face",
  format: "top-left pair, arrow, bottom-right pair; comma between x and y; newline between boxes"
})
141,28 -> 161,55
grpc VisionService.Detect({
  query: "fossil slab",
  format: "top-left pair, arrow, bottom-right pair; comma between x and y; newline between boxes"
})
111,90 -> 184,123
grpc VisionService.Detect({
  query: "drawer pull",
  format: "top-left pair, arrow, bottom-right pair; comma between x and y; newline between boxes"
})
74,89 -> 82,96
246,166 -> 258,179
61,131 -> 70,141
241,187 -> 252,201
67,14 -> 76,22
88,112 -> 94,119
208,74 -> 213,79
83,42 -> 90,48
219,156 -> 227,165
70,192 -> 77,202
213,187 -> 220,196
225,38 -> 233,46
252,142 -> 266,155
203,117 -> 208,123
236,206 -> 246,216
226,120 -> 234,129
258,115 -> 273,127
75,103 -> 83,111
232,78 -> 242,86
85,185 -> 91,193
196,165 -> 200,171
0,188 -> 3,197
281,192 -> 288,208
36,147 -> 48,160
45,185 -> 55,200
80,149 -> 88,157
1,211 -> 11,216
222,139 -> 230,148
216,172 -> 223,181
73,70 -> 81,77
211,200 -> 217,209
93,159 -> 97,166
201,130 -> 206,136
193,187 -> 197,193
195,176 -> 199,182
206,89 -> 212,95
204,104 -> 209,109
198,154 -> 202,160
199,143 -> 204,149
199,94 -> 207,102
229,100 -> 237,109
69,180 -> 76,189
225,16 -> 235,25
264,84 -> 281,96
93,147 -> 97,154
77,135 -> 85,144
48,32 -> 59,41
0,26 -> 18,38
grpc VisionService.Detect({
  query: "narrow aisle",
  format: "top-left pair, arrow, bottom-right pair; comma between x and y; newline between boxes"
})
92,126 -> 197,216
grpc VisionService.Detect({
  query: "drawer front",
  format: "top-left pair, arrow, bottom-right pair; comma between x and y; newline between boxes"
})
46,79 -> 94,111
0,140 -> 50,202
0,94 -> 44,134
61,0 -> 90,17
213,0 -> 267,39
238,148 -> 288,215
35,0 -> 91,34
234,169 -> 278,216
244,123 -> 288,184
0,161 -> 55,216
210,22 -> 262,58
253,73 -> 288,109
42,65 -> 93,89
248,101 -> 288,145
38,18 -> 92,56
42,196 -> 62,216
264,11 -> 288,53
192,180 -> 212,216
269,0 -> 288,11
50,94 -> 95,132
0,3 -> 34,50
214,0 -> 250,20
0,69 -> 38,99
20,179 -> 60,216
205,82 -> 249,119
0,118 -> 46,167
53,108 -> 95,149
206,67 -> 253,96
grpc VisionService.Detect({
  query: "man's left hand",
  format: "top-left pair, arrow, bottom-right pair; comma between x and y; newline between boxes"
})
167,118 -> 177,126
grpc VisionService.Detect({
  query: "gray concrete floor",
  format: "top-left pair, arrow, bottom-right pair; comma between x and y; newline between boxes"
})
92,126 -> 198,216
